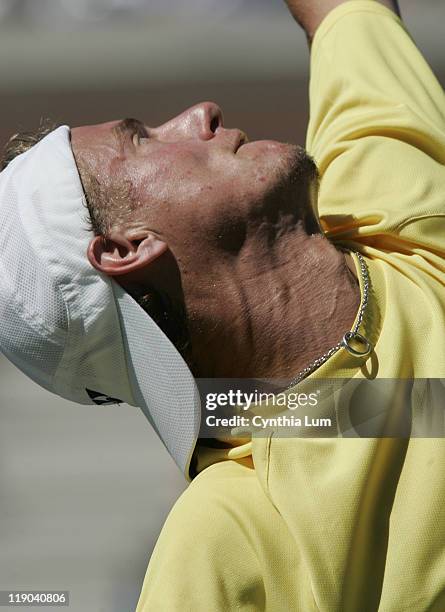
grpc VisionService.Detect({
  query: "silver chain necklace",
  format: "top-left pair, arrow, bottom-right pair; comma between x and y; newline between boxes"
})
286,251 -> 373,388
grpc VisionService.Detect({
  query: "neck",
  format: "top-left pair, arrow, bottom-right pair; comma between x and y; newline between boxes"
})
182,231 -> 360,380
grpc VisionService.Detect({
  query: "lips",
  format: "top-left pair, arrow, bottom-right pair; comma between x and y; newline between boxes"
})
213,127 -> 249,153
234,130 -> 249,153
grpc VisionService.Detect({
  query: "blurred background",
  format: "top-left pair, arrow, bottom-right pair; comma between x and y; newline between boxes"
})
0,1 -> 444,611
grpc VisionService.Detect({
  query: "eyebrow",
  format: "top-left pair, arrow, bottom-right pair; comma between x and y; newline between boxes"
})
111,117 -> 147,152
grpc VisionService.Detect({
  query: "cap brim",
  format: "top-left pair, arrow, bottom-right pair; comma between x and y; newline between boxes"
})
111,280 -> 200,479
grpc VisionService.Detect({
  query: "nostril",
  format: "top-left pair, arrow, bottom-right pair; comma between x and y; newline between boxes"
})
196,101 -> 223,139
210,115 -> 220,134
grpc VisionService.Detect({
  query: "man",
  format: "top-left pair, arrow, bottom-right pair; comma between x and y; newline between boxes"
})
1,0 -> 445,610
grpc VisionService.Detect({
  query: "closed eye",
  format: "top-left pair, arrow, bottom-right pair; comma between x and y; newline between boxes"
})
133,133 -> 149,146
132,125 -> 150,146
113,118 -> 150,151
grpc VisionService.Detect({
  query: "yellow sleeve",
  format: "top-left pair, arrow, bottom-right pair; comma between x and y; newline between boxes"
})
306,0 -> 445,254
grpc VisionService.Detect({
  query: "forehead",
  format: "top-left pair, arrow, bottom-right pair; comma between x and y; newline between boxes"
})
71,119 -> 163,205
70,120 -> 126,179
71,120 -> 120,152
72,118 -> 145,145
71,118 -> 149,167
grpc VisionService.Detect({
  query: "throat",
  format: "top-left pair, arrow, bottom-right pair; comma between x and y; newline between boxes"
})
187,240 -> 361,381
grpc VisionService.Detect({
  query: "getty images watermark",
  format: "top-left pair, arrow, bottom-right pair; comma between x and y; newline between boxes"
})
197,379 -> 445,439
198,384 -> 332,437
205,389 -> 320,411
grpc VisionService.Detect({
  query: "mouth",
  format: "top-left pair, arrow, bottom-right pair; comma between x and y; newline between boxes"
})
214,127 -> 250,153
234,130 -> 249,153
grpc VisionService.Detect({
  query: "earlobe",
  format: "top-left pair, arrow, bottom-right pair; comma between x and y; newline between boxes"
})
87,233 -> 168,276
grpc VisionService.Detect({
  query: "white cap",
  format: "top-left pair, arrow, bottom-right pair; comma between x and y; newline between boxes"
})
0,126 -> 200,479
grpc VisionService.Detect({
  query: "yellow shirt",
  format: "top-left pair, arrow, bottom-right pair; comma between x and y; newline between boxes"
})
138,3 -> 445,610
195,0 -> 445,472
251,3 -> 445,610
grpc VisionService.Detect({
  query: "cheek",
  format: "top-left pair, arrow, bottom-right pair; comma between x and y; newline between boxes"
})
144,152 -> 215,203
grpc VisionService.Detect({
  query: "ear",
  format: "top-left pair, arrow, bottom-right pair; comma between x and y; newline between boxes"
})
87,232 -> 168,276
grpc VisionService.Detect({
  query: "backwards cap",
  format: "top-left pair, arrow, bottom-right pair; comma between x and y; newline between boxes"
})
0,126 -> 200,478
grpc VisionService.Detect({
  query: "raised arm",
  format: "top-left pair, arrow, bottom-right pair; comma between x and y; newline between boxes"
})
283,0 -> 401,41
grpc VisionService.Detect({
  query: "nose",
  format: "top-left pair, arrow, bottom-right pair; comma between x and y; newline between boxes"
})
151,102 -> 223,142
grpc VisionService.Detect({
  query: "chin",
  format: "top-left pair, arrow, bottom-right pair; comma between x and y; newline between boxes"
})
255,141 -> 308,174
281,143 -> 317,182
266,142 -> 315,185
258,144 -> 319,226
